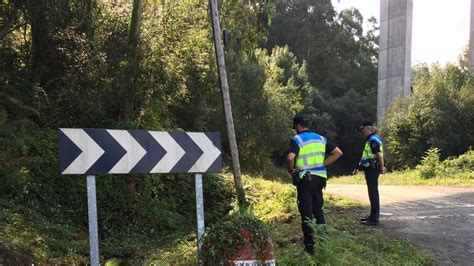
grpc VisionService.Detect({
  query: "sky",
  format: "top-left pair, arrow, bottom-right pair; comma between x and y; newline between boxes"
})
332,0 -> 471,66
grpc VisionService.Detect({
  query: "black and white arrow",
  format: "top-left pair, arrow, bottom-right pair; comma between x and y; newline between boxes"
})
107,130 -> 146,173
59,128 -> 221,175
187,132 -> 221,173
148,131 -> 185,173
60,129 -> 105,174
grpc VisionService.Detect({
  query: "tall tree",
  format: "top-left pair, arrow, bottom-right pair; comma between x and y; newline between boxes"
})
266,0 -> 378,172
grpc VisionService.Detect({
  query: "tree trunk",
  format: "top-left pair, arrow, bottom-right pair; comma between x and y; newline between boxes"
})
121,0 -> 144,120
27,1 -> 50,70
123,0 -> 144,198
81,0 -> 97,40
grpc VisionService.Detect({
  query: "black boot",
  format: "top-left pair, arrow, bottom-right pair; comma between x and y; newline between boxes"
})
305,244 -> 315,255
361,218 -> 379,226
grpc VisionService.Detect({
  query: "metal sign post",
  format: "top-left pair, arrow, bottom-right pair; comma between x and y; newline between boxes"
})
195,173 -> 205,264
59,128 -> 222,264
86,175 -> 99,266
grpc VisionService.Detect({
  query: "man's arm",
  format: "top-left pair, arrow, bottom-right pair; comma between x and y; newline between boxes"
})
287,152 -> 297,174
323,147 -> 343,167
369,140 -> 386,174
375,152 -> 387,174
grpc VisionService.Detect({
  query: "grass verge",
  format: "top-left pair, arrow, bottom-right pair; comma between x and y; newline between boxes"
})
331,169 -> 474,186
0,175 -> 433,265
133,174 -> 432,264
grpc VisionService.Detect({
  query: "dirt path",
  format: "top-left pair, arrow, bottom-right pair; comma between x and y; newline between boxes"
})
326,184 -> 474,266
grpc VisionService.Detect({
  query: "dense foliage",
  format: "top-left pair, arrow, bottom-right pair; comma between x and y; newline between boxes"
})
1,0 -> 378,223
266,0 -> 379,171
384,63 -> 474,168
1,1 -> 236,261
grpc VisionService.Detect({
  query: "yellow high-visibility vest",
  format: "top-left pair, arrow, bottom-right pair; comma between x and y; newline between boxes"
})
360,133 -> 384,167
292,132 -> 327,179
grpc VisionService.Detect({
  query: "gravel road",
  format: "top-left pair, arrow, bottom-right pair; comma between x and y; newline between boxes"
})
327,184 -> 474,265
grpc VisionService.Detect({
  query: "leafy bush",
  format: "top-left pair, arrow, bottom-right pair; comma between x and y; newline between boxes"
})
416,148 -> 443,179
201,211 -> 273,264
416,148 -> 474,180
384,63 -> 474,168
443,149 -> 474,172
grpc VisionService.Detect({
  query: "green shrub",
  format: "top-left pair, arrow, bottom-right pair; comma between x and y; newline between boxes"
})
416,148 -> 442,179
384,63 -> 474,168
415,148 -> 474,180
443,149 -> 474,172
201,211 -> 273,264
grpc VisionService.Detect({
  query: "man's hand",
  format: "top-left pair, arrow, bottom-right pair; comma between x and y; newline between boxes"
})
323,147 -> 343,167
375,152 -> 386,174
287,152 -> 297,174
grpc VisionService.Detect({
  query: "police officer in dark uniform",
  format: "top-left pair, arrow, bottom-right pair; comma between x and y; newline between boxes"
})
287,116 -> 343,254
358,121 -> 387,226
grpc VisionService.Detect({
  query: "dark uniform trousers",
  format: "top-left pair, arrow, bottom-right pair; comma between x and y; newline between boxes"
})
296,174 -> 326,248
364,167 -> 380,220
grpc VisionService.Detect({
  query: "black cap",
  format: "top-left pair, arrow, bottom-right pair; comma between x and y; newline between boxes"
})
293,115 -> 309,129
359,121 -> 375,130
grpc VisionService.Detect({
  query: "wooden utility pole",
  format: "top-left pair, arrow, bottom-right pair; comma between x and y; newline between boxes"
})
209,0 -> 247,209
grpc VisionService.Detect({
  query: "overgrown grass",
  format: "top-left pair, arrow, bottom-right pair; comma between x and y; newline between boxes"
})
0,174 -> 432,265
243,176 -> 432,265
0,197 -> 183,264
332,149 -> 474,186
0,172 -> 229,265
0,199 -> 89,264
138,174 -> 431,264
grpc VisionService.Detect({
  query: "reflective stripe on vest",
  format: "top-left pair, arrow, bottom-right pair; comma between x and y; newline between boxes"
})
292,132 -> 327,179
359,134 -> 384,167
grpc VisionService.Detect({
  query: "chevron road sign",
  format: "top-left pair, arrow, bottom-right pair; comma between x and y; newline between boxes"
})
59,128 -> 222,175
59,128 -> 221,265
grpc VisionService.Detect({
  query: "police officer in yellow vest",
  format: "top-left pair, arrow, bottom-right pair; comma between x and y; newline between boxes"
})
359,121 -> 387,226
287,116 -> 343,254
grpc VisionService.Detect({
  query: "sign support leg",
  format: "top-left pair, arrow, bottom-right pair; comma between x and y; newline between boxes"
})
87,175 -> 100,266
195,173 -> 205,264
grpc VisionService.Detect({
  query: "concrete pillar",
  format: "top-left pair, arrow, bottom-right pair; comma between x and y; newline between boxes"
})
469,0 -> 474,72
377,0 -> 413,125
